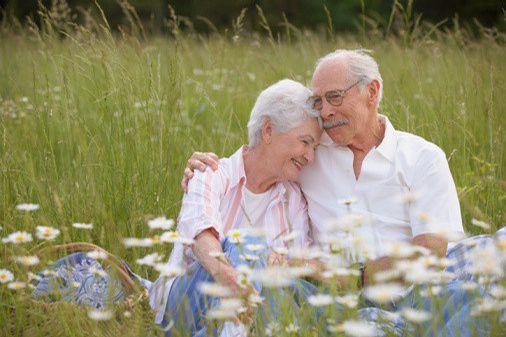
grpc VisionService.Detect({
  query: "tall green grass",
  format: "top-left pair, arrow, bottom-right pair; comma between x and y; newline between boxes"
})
0,2 -> 505,336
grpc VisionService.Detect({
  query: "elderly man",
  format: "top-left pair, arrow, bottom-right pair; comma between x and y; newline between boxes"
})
183,49 -> 493,336
185,49 -> 464,283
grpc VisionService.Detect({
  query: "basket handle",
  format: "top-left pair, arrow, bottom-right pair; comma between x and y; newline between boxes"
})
35,242 -> 140,295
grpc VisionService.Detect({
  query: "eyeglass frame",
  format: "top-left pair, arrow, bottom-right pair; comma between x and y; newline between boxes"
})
308,80 -> 362,111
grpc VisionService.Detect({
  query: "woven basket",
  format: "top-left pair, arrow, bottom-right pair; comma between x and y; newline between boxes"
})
5,243 -> 157,337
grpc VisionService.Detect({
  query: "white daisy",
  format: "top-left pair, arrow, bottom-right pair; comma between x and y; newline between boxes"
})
86,250 -> 107,260
471,218 -> 491,230
2,231 -> 33,244
308,294 -> 335,307
136,253 -> 163,266
7,281 -> 26,290
0,269 -> 14,283
148,216 -> 174,230
36,226 -> 60,240
402,308 -> 431,323
88,309 -> 114,321
363,283 -> 405,304
15,203 -> 40,211
329,319 -> 378,337
154,263 -> 185,277
122,237 -> 154,247
14,255 -> 40,266
285,323 -> 299,333
160,231 -> 194,245
72,223 -> 93,230
198,282 -> 232,297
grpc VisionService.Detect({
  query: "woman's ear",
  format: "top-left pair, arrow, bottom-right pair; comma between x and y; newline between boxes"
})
261,118 -> 272,144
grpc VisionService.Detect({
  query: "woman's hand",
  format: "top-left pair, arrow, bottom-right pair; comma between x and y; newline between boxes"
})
267,252 -> 288,267
212,264 -> 258,326
181,151 -> 220,192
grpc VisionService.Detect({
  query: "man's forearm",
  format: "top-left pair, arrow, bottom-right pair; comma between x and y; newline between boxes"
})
364,233 -> 448,286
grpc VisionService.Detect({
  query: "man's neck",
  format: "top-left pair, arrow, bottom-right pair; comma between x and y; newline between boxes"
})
347,115 -> 386,180
348,115 -> 385,155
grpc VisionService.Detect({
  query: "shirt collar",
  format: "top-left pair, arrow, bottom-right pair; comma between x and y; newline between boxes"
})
318,114 -> 397,162
228,146 -> 247,189
375,115 -> 397,162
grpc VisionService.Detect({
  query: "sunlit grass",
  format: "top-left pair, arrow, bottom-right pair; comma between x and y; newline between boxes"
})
0,3 -> 505,337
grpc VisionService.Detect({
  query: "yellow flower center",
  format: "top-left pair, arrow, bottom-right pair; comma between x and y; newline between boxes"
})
15,235 -> 24,242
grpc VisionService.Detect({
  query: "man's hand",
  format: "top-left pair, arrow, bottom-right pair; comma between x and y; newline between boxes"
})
363,233 -> 448,286
182,151 -> 220,192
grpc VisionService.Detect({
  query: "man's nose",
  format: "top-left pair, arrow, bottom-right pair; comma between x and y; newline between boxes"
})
319,101 -> 335,120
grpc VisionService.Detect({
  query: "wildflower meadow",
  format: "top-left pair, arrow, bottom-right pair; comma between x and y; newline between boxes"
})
1,2 -> 505,337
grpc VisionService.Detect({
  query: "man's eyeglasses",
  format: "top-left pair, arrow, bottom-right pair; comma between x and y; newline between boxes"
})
308,80 -> 361,111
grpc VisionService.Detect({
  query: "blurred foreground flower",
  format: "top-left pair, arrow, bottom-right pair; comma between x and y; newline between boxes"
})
7,281 -> 26,290
16,203 -> 40,211
154,263 -> 185,277
402,308 -> 431,323
308,294 -> 334,307
136,253 -> 163,266
15,255 -> 40,266
198,282 -> 233,297
252,266 -> 294,288
72,223 -> 93,230
2,231 -> 33,244
285,323 -> 299,333
471,218 -> 491,230
88,309 -> 114,321
335,294 -> 359,308
36,226 -> 60,240
329,319 -> 378,337
148,216 -> 174,230
363,283 -> 405,304
87,250 -> 107,260
160,231 -> 194,245
122,237 -> 154,248
0,269 -> 14,283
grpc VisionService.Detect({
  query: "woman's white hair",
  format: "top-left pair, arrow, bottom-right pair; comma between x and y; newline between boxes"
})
315,49 -> 383,107
247,79 -> 320,148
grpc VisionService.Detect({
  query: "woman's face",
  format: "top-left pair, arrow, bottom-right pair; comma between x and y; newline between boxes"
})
269,118 -> 322,182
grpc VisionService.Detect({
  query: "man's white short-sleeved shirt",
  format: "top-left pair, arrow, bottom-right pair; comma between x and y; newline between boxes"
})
299,115 -> 464,260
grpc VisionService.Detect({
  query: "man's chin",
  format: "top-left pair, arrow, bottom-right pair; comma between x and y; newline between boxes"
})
325,129 -> 347,145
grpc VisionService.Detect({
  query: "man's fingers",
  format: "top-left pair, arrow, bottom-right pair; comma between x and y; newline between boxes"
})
187,158 -> 207,172
181,168 -> 194,193
206,152 -> 220,167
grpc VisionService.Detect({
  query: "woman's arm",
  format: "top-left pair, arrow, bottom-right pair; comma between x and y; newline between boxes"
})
192,229 -> 239,291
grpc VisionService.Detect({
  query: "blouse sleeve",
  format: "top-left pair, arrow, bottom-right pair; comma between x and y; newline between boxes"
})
177,166 -> 227,240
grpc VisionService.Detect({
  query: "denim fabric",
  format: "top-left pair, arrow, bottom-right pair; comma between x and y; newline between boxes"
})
162,236 -> 320,337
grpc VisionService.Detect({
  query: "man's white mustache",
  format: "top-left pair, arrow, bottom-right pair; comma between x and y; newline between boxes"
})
323,118 -> 349,129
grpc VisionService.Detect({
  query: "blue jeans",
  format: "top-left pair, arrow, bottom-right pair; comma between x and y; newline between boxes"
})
161,236 -> 320,337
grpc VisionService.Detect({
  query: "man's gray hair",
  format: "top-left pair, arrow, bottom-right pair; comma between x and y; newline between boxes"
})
247,79 -> 320,148
315,49 -> 383,107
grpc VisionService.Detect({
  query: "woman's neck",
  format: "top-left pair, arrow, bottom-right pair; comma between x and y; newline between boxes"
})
242,145 -> 279,194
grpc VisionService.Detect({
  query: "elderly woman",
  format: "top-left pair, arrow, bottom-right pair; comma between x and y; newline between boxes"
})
148,79 -> 322,336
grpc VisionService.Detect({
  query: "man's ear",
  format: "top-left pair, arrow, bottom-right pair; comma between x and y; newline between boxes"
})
367,79 -> 380,107
261,118 -> 273,144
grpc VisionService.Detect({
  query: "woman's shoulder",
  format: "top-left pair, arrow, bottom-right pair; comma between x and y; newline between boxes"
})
280,181 -> 305,201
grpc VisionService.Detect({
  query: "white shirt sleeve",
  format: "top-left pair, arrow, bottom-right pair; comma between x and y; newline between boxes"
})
408,146 -> 464,239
